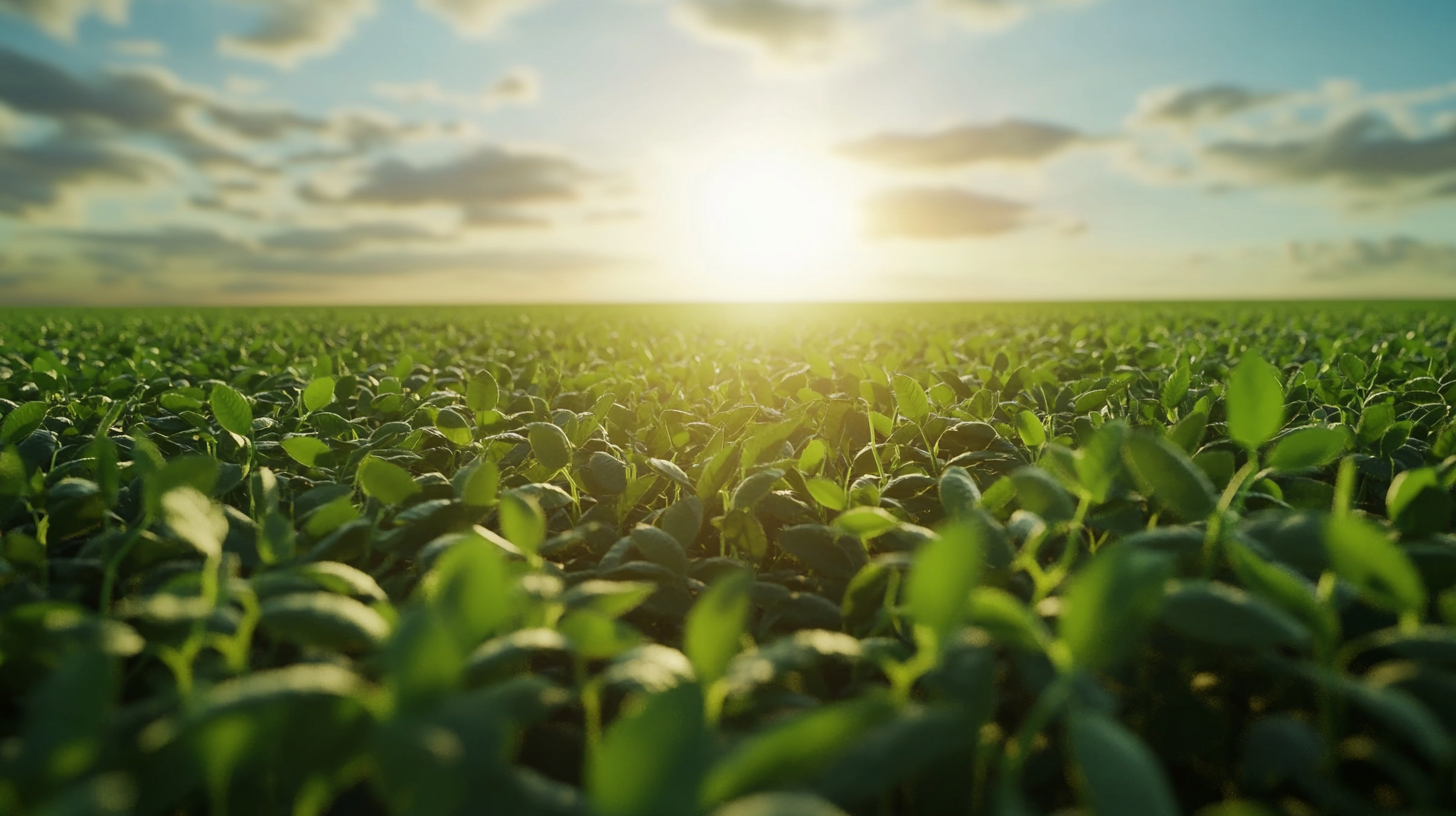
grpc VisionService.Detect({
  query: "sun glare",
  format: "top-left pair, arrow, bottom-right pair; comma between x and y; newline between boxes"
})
683,150 -> 856,293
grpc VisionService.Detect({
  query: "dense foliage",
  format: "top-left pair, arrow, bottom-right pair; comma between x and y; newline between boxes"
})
4,303 -> 1456,816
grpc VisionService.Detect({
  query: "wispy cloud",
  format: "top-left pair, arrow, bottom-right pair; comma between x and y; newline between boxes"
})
864,186 -> 1030,239
839,119 -> 1089,169
219,0 -> 376,69
1124,79 -> 1456,208
0,0 -> 128,39
673,0 -> 866,69
373,68 -> 540,111
416,0 -> 548,36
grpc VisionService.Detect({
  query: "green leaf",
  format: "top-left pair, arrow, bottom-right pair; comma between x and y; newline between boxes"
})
161,487 -> 226,559
461,459 -> 499,508
1324,514 -> 1427,615
892,374 -> 930,424
805,478 -> 847,512
701,693 -> 897,806
434,408 -> 472,447
1161,361 -> 1190,410
466,370 -> 500,412
582,451 -> 629,496
630,525 -> 689,575
590,684 -> 708,816
1014,410 -> 1045,448
357,455 -> 421,506
1123,432 -> 1217,521
1338,352 -> 1367,383
1387,467 -> 1453,538
659,496 -> 704,549
1226,352 -> 1284,449
731,468 -> 784,511
209,384 -> 254,438
427,533 -> 517,646
967,587 -> 1050,652
1010,467 -> 1075,524
939,466 -> 980,519
1068,709 -> 1180,816
560,609 -> 641,660
281,436 -> 331,468
1226,540 -> 1338,653
499,490 -> 546,556
832,507 -> 900,540
1167,408 -> 1207,455
907,521 -> 983,640
797,439 -> 828,475
1073,389 -> 1108,414
562,580 -> 656,620
526,422 -> 573,472
1076,420 -> 1127,503
1357,402 -> 1395,445
0,401 -> 48,445
685,571 -> 752,688
303,377 -> 335,412
1161,580 -> 1310,650
1267,426 -> 1349,470
259,592 -> 391,652
1059,547 -> 1172,671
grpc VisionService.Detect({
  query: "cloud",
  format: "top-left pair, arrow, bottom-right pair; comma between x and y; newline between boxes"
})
1287,236 -> 1456,280
839,119 -> 1088,169
1203,113 -> 1456,201
0,0 -> 127,39
57,224 -> 625,279
416,0 -> 547,37
863,186 -> 1030,239
935,0 -> 1093,32
319,145 -> 597,227
1124,79 -> 1456,208
219,0 -> 376,69
259,223 -> 441,254
1132,84 -> 1285,128
0,138 -> 160,215
111,39 -> 166,58
0,44 -> 477,229
674,0 -> 861,68
373,68 -> 540,111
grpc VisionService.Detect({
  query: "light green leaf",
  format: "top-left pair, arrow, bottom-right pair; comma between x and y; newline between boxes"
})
1226,352 -> 1284,449
209,384 -> 254,438
892,374 -> 930,424
357,455 -> 421,505
302,377 -> 335,412
1267,426 -> 1349,470
281,436 -> 331,468
805,478 -> 847,512
499,490 -> 546,556
1324,514 -> 1426,615
526,421 -> 573,472
685,571 -> 752,688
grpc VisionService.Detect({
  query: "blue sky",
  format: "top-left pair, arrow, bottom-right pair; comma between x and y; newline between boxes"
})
1,0 -> 1454,303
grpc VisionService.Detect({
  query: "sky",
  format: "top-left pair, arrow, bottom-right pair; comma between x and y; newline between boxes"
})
0,0 -> 1454,304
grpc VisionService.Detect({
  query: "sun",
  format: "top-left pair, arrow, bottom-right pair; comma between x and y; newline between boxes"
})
683,150 -> 856,293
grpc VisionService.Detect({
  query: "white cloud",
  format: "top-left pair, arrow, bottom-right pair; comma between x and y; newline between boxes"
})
219,0 -> 376,69
934,0 -> 1094,32
372,68 -> 540,111
415,0 -> 548,37
673,0 -> 866,69
0,0 -> 127,39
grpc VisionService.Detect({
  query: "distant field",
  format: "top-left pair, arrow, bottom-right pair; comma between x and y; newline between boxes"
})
3,302 -> 1456,816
